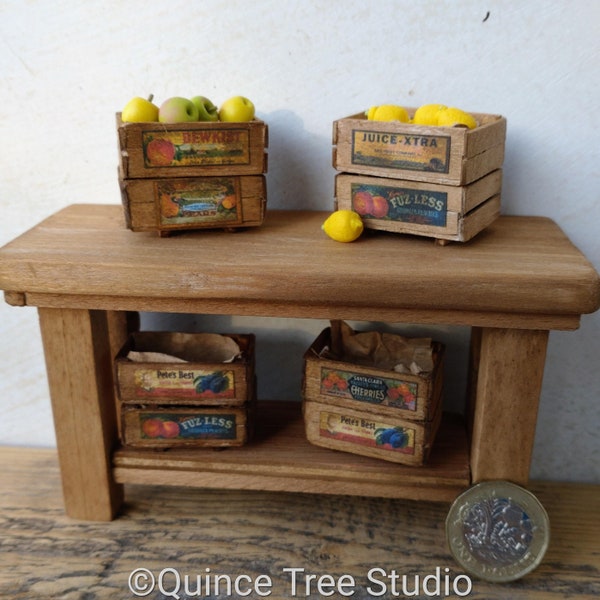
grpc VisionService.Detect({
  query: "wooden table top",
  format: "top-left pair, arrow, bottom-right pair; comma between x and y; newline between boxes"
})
1,205 -> 598,328
1,446 -> 598,599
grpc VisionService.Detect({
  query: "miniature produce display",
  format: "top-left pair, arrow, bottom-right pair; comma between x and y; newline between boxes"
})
117,92 -> 267,235
332,101 -> 506,243
121,93 -> 256,123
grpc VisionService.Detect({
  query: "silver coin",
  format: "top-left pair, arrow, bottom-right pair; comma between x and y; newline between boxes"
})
446,481 -> 550,583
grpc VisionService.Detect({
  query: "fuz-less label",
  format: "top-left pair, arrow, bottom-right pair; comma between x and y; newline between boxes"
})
155,177 -> 241,228
143,128 -> 250,167
351,129 -> 451,173
351,182 -> 448,227
139,411 -> 237,440
320,367 -> 418,411
319,410 -> 415,454
134,368 -> 235,399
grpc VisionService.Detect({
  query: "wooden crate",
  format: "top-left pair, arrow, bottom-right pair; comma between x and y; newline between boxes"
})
119,174 -> 266,235
335,170 -> 502,243
303,328 -> 444,421
115,331 -> 255,407
303,399 -> 442,466
117,113 -> 268,178
332,110 -> 506,185
302,327 -> 444,466
121,402 -> 253,448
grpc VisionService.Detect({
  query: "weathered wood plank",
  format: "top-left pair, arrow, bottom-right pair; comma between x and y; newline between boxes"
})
1,446 -> 598,599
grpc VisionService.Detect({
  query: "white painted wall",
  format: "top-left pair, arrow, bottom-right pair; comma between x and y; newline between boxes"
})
1,0 -> 598,482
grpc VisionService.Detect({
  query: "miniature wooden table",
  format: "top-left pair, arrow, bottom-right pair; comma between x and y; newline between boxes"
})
1,205 -> 598,521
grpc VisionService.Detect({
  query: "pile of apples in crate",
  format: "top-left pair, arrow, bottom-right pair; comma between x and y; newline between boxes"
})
121,94 -> 256,123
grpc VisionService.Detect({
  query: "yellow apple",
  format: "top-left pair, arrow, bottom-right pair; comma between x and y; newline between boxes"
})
218,96 -> 255,122
121,95 -> 159,122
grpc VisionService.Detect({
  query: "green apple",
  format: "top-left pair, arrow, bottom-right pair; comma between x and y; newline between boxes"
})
218,96 -> 255,122
121,94 -> 159,122
158,97 -> 199,123
191,96 -> 219,122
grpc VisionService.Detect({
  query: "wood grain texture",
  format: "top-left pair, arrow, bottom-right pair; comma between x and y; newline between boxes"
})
114,402 -> 470,503
1,446 -> 598,599
468,328 -> 549,485
1,206 -> 598,328
38,308 -> 123,520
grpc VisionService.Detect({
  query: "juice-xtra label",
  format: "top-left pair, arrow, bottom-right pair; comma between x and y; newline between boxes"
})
351,182 -> 448,227
155,177 -> 241,228
133,368 -> 236,399
320,367 -> 418,412
138,411 -> 237,440
319,410 -> 415,454
142,128 -> 250,168
351,129 -> 451,174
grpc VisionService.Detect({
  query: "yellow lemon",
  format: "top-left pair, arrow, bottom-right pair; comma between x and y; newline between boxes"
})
368,104 -> 409,122
121,95 -> 159,122
436,107 -> 477,129
413,103 -> 447,126
365,105 -> 378,120
322,210 -> 364,243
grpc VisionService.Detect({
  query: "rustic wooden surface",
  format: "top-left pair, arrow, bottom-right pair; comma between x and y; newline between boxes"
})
1,446 -> 598,599
1,206 -> 598,330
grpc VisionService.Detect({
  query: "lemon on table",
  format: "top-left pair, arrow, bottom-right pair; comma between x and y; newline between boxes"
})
367,104 -> 409,122
322,210 -> 364,243
413,103 -> 447,126
436,107 -> 477,129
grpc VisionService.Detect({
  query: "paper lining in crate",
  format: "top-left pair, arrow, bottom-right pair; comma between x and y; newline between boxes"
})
115,331 -> 255,448
332,110 -> 506,186
334,170 -> 501,243
302,322 -> 444,466
116,113 -> 268,235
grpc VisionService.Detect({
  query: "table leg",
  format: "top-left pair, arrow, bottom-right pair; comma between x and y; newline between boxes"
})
38,307 -> 126,520
467,327 -> 549,486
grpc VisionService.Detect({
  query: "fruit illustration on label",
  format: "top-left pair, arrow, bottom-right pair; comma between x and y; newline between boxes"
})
375,426 -> 409,449
353,190 -> 374,216
145,138 -> 176,166
370,195 -> 389,218
194,371 -> 229,395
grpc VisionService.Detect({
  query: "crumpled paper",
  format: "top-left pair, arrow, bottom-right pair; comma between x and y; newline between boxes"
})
329,320 -> 434,375
127,332 -> 241,364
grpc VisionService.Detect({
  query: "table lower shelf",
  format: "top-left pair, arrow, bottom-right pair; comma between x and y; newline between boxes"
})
113,401 -> 471,503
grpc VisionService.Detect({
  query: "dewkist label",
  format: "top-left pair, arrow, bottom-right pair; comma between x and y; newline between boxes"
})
143,129 -> 250,167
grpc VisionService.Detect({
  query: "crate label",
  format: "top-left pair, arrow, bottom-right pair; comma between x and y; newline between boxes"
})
143,129 -> 250,168
155,177 -> 242,228
320,367 -> 418,412
133,368 -> 236,399
351,129 -> 451,174
138,411 -> 237,440
319,410 -> 415,454
351,183 -> 448,227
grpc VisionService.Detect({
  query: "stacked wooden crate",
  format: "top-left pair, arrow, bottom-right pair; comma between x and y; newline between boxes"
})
332,110 -> 506,243
115,331 -> 256,448
302,327 -> 445,466
117,115 -> 268,236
